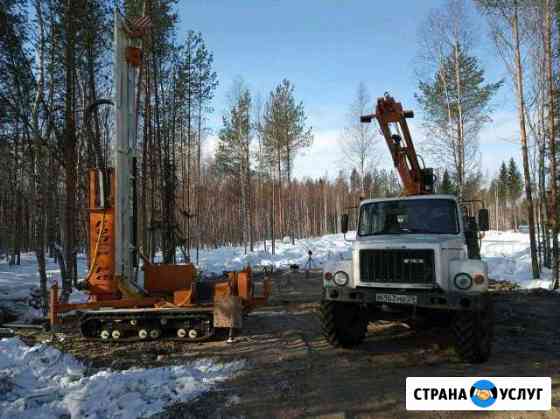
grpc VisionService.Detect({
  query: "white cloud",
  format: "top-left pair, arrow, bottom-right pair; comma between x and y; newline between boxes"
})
479,110 -> 520,146
203,110 -> 522,181
292,130 -> 342,179
412,110 -> 521,179
202,134 -> 219,159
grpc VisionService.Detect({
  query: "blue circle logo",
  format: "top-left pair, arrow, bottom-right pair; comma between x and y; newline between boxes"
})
470,380 -> 498,408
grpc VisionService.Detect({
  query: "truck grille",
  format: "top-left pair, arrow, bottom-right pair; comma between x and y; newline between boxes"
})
359,249 -> 435,285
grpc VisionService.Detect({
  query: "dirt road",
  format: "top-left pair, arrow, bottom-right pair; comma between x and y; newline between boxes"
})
19,271 -> 560,418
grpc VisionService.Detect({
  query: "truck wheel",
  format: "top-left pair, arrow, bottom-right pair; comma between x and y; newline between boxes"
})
320,300 -> 368,348
453,302 -> 494,363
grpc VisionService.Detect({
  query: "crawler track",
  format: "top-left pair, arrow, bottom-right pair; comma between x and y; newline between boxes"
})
79,307 -> 215,342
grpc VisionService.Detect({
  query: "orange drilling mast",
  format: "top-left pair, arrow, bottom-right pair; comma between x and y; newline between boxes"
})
360,94 -> 435,196
48,11 -> 271,342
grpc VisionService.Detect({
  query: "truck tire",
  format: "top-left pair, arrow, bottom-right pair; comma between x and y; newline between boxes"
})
320,300 -> 368,348
453,301 -> 494,363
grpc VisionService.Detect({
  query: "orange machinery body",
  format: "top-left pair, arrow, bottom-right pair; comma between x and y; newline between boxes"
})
85,169 -> 184,300
49,169 -> 271,328
361,95 -> 434,196
48,12 -> 271,337
86,169 -> 118,301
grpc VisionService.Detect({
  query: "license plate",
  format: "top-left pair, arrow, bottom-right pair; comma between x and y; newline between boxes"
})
375,293 -> 418,305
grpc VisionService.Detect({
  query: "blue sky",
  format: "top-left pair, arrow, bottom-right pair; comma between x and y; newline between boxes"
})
175,0 -> 521,182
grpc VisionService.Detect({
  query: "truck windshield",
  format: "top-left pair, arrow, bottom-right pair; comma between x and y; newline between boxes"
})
358,199 -> 459,236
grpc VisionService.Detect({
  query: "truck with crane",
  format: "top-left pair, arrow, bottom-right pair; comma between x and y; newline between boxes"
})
320,94 -> 493,363
48,12 -> 270,342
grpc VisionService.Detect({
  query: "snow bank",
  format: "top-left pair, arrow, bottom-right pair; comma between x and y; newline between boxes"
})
0,337 -> 244,419
0,254 -> 87,321
481,230 -> 553,289
192,232 -> 355,275
193,230 -> 554,289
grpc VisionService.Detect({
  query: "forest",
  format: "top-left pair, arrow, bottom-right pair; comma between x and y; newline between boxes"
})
1,0 -> 559,296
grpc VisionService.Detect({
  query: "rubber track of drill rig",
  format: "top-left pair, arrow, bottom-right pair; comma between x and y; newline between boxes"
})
79,308 -> 215,342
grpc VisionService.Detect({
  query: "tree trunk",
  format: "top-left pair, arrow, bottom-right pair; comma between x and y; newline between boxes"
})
31,0 -> 49,313
196,90 -> 202,263
512,4 -> 539,278
271,171 -> 275,256
453,42 -> 465,200
545,0 -> 559,287
61,0 -> 78,301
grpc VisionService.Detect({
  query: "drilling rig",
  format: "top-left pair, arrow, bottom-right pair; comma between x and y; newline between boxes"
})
320,94 -> 493,363
49,12 -> 270,342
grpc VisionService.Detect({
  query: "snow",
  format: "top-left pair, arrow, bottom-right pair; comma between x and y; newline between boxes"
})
0,230 -> 555,324
481,230 -> 554,290
194,230 -> 554,289
0,337 -> 245,419
192,232 -> 355,275
0,230 -> 556,417
0,254 -> 88,321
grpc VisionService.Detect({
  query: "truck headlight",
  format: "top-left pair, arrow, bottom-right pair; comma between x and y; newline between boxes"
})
454,273 -> 473,290
473,273 -> 485,285
333,271 -> 349,286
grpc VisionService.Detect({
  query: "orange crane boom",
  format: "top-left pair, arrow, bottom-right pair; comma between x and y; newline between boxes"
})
361,94 -> 434,196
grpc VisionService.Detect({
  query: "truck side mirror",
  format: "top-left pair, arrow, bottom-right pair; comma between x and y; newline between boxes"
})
478,208 -> 490,231
341,214 -> 349,234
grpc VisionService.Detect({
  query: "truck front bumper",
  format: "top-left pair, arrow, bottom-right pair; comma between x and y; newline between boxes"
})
322,286 -> 489,311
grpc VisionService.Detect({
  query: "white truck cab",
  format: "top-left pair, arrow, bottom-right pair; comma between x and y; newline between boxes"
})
320,194 -> 494,363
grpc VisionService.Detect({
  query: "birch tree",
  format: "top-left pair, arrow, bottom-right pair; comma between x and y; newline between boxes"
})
475,0 -> 540,278
339,82 -> 378,193
543,0 -> 558,287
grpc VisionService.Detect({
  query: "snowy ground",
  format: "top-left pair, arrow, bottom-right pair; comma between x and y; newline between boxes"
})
0,254 -> 88,321
191,233 -> 355,275
193,230 -> 555,290
481,230 -> 553,289
0,230 -> 554,323
0,231 -> 556,418
0,337 -> 244,419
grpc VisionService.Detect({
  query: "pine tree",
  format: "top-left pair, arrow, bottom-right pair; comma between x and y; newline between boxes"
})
415,45 -> 502,199
507,159 -> 522,203
498,162 -> 509,203
216,86 -> 251,176
215,81 -> 252,251
439,169 -> 456,194
179,30 -> 202,259
193,37 -> 218,261
261,79 -> 312,245
0,0 -> 33,267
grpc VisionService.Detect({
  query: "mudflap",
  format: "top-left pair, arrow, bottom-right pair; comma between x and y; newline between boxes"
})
213,296 -> 243,329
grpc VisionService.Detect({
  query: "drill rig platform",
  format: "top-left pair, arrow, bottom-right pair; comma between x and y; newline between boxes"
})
48,12 -> 271,342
